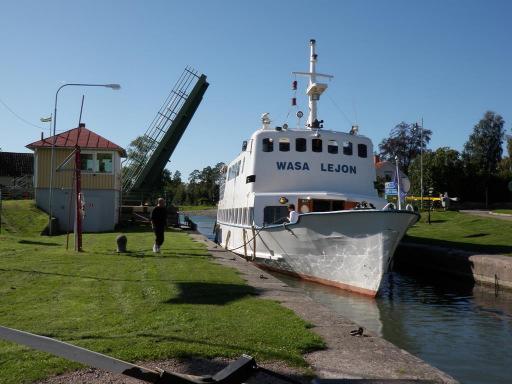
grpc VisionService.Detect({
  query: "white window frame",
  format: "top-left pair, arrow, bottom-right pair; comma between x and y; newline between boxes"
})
80,151 -> 114,174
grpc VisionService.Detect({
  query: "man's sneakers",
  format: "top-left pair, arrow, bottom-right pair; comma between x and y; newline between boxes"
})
153,244 -> 161,253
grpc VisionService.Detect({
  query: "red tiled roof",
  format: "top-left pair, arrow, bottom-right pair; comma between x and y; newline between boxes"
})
26,124 -> 126,156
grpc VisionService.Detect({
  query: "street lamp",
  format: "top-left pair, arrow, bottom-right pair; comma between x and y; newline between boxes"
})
47,83 -> 121,235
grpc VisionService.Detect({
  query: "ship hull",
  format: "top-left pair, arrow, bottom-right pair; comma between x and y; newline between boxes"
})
218,210 -> 419,297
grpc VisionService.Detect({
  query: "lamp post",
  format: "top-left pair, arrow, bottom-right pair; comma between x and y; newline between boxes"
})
47,83 -> 121,235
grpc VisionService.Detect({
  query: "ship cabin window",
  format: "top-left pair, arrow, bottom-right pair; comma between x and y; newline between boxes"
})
227,160 -> 241,181
312,138 -> 322,152
296,138 -> 307,152
279,138 -> 290,152
358,144 -> 368,158
342,141 -> 353,155
299,198 -> 345,213
263,206 -> 289,225
327,140 -> 339,154
262,138 -> 274,152
248,207 -> 254,225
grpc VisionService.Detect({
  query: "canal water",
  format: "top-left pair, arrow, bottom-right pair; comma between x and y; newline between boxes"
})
189,215 -> 512,384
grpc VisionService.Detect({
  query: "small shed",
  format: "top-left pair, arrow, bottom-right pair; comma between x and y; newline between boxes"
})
0,152 -> 34,187
26,123 -> 126,232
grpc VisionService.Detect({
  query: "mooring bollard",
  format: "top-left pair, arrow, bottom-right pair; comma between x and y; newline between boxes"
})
116,235 -> 127,253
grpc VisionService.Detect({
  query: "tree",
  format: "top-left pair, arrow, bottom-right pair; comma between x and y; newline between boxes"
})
122,135 -> 154,188
408,147 -> 464,198
462,111 -> 505,206
378,122 -> 432,173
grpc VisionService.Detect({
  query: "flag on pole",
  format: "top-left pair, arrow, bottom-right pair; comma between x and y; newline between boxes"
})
40,116 -> 52,123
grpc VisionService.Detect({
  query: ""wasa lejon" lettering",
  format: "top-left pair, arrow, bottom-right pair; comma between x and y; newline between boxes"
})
276,162 -> 356,174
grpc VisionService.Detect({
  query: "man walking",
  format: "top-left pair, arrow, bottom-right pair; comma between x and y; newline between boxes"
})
151,197 -> 167,253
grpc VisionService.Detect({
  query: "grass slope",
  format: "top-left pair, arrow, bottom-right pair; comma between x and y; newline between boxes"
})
405,210 -> 512,255
0,201 -> 323,383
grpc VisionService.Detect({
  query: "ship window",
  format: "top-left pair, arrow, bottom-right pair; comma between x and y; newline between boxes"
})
242,208 -> 247,225
279,138 -> 290,152
263,206 -> 289,225
332,200 -> 344,211
249,207 -> 254,224
295,138 -> 307,152
327,140 -> 338,154
262,138 -> 273,152
313,199 -> 331,212
312,138 -> 322,152
343,141 -> 353,155
358,144 -> 368,158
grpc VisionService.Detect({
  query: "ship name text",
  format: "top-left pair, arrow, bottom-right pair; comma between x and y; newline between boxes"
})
276,161 -> 356,174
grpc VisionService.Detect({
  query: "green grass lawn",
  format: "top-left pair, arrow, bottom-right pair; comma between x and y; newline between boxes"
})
0,201 -> 323,383
178,205 -> 216,211
492,209 -> 512,215
405,210 -> 512,255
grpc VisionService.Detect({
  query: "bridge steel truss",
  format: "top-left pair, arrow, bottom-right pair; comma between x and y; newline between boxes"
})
122,67 -> 209,192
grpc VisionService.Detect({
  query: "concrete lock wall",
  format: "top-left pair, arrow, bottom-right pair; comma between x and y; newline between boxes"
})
36,188 -> 119,232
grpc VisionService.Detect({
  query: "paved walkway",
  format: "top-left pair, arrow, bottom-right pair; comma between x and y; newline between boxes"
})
190,233 -> 457,383
460,210 -> 512,221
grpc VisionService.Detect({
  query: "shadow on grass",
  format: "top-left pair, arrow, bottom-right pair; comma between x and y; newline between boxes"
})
165,282 -> 259,305
17,239 -> 60,246
403,235 -> 512,255
464,233 -> 489,238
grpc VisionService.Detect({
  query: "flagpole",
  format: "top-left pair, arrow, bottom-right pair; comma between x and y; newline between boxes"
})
395,155 -> 402,210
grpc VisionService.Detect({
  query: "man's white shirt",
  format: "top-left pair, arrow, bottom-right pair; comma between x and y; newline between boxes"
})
288,210 -> 299,224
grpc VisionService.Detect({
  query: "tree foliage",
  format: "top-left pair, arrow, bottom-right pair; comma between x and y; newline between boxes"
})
378,122 -> 432,173
408,147 -> 464,197
163,162 -> 226,206
462,111 -> 505,177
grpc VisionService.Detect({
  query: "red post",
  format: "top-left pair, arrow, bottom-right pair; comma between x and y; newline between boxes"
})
74,146 -> 82,251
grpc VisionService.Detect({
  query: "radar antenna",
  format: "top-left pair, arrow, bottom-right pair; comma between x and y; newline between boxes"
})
292,39 -> 333,129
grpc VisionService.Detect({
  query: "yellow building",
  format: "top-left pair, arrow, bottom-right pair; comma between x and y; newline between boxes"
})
27,123 -> 126,232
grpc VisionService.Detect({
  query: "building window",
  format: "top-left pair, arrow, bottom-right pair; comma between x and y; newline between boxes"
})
296,138 -> 307,152
279,138 -> 290,152
262,138 -> 273,152
327,140 -> 339,154
358,144 -> 368,158
80,154 -> 95,172
343,141 -> 353,155
312,138 -> 322,152
97,153 -> 113,173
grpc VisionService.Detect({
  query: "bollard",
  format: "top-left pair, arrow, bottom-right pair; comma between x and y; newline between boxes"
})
116,235 -> 127,253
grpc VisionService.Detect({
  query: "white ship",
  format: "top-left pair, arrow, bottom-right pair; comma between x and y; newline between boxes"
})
216,39 -> 419,296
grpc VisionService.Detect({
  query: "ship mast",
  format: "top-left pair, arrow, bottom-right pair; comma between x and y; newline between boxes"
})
293,39 -> 333,129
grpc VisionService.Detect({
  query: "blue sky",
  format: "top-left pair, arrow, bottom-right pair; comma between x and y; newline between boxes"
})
1,0 -> 511,179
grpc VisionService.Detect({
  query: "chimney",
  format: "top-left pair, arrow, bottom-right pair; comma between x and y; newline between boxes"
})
41,132 -> 44,140
79,123 -> 86,128
374,154 -> 380,164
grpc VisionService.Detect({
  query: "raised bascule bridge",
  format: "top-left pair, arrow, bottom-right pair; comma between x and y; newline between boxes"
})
121,67 -> 209,225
